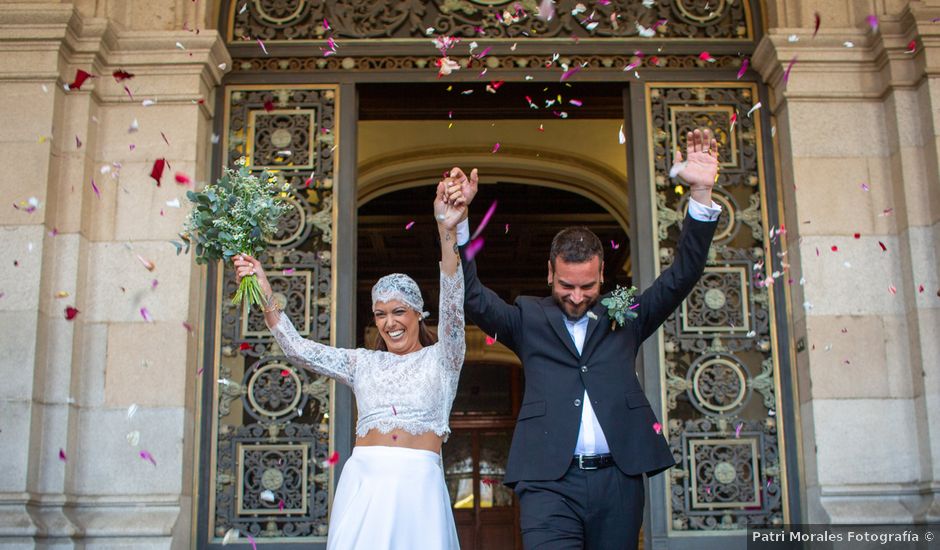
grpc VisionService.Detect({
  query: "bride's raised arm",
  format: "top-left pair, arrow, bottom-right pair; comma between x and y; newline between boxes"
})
232,254 -> 358,386
434,179 -> 466,373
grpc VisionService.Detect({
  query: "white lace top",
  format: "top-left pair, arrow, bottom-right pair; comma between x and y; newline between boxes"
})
268,266 -> 466,439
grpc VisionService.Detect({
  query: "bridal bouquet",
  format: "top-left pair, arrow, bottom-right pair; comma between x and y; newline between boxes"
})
183,158 -> 290,308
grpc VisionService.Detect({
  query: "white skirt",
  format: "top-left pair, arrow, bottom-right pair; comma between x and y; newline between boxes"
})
327,446 -> 460,550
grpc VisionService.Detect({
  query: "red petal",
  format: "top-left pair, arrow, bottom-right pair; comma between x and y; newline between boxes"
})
326,451 -> 339,466
58,448 -> 67,461
150,158 -> 166,186
112,69 -> 135,82
813,12 -> 821,38
831,245 -> 838,252
65,306 -> 80,320
174,172 -> 192,185
67,69 -> 93,91
239,342 -> 251,351
263,100 -> 275,112
878,241 -> 887,251
906,39 -> 917,53
853,233 -> 860,239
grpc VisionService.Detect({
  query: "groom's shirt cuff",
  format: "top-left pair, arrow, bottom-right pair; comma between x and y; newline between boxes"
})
688,198 -> 722,222
456,220 -> 471,246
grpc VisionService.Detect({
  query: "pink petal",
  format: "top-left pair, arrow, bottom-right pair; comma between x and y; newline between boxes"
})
736,58 -> 749,79
610,240 -> 620,250
560,65 -> 581,81
323,18 -> 330,30
247,534 -> 257,550
888,284 -> 897,295
182,322 -> 194,333
140,307 -> 153,322
698,51 -> 715,62
504,224 -> 509,234
485,335 -> 496,345
465,237 -> 485,261
278,500 -> 285,511
653,422 -> 663,434
783,55 -> 797,83
569,99 -> 583,107
867,14 -> 878,31
91,178 -> 100,199
491,142 -> 500,153
405,220 -> 415,230
906,40 -> 917,53
140,450 -> 157,466
257,39 -> 268,55
735,423 -> 743,438
326,450 -> 339,466
470,200 -> 498,240
58,448 -> 67,462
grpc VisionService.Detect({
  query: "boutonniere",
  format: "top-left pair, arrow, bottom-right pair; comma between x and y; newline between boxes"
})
600,285 -> 638,330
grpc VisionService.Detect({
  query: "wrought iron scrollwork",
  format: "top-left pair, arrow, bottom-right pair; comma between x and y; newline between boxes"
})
210,85 -> 338,540
229,0 -> 753,42
651,84 -> 785,531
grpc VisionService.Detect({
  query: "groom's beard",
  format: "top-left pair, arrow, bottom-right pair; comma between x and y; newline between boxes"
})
552,292 -> 598,321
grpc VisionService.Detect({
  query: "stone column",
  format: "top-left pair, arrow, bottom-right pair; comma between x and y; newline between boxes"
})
754,0 -> 940,525
0,2 -> 229,547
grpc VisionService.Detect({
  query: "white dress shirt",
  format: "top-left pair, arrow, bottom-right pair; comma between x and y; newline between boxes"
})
457,197 -> 721,456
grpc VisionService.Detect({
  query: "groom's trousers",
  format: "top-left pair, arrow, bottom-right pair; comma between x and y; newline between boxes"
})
514,460 -> 644,550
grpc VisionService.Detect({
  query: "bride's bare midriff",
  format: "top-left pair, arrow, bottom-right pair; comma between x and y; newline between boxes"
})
356,429 -> 443,453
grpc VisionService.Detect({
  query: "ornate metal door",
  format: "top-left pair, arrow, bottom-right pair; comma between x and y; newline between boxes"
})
632,81 -> 798,548
194,84 -> 352,548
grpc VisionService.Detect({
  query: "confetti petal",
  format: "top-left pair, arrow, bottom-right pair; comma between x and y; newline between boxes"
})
150,158 -> 166,186
326,450 -> 339,467
222,528 -> 239,545
491,142 -> 501,153
91,178 -> 100,199
746,102 -> 762,118
698,51 -> 715,63
878,241 -> 887,252
126,430 -> 140,446
905,40 -> 917,54
783,56 -> 798,83
65,306 -> 80,320
263,100 -> 275,112
257,39 -> 268,55
867,14 -> 878,31
174,172 -> 192,185
653,422 -> 663,434
465,237 -> 485,261
127,403 -> 139,420
735,423 -> 743,438
58,448 -> 67,462
136,254 -> 156,271
736,58 -> 749,79
260,489 -> 275,503
560,65 -> 581,81
618,124 -> 626,144
813,12 -> 821,38
470,200 -> 498,240
140,307 -> 153,322
65,69 -> 93,91
139,450 -> 157,466
405,220 -> 415,230
113,69 -> 134,81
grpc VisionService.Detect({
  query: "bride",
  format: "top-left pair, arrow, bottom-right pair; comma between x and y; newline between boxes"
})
232,178 -> 467,549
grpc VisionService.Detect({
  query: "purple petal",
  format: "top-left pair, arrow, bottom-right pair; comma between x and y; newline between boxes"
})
465,237 -> 485,261
470,200 -> 498,240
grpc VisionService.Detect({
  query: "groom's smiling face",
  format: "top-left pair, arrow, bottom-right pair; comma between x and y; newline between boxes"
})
548,256 -> 603,320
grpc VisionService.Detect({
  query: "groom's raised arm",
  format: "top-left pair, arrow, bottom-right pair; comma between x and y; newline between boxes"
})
456,221 -> 522,352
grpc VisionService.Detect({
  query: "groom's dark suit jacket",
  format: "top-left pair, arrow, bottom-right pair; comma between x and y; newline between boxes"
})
460,214 -> 718,485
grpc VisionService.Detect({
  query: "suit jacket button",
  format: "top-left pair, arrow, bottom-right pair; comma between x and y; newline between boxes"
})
574,399 -> 581,407
581,366 -> 588,372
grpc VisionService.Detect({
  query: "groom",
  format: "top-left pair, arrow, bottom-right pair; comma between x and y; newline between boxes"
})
446,128 -> 722,549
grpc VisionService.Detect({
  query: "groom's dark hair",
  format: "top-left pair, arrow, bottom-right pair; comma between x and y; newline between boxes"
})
549,227 -> 604,269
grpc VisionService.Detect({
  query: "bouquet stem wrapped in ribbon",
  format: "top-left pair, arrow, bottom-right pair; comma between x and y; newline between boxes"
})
183,158 -> 290,308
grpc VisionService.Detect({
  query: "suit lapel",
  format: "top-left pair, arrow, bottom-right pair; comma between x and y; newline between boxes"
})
540,298 -> 581,359
579,300 -> 609,362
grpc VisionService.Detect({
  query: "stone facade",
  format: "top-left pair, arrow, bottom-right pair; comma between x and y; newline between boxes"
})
0,0 -> 936,547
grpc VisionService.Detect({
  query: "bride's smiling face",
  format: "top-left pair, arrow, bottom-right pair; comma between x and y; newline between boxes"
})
373,300 -> 422,355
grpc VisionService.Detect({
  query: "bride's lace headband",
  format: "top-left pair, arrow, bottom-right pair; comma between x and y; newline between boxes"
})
371,274 -> 430,319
